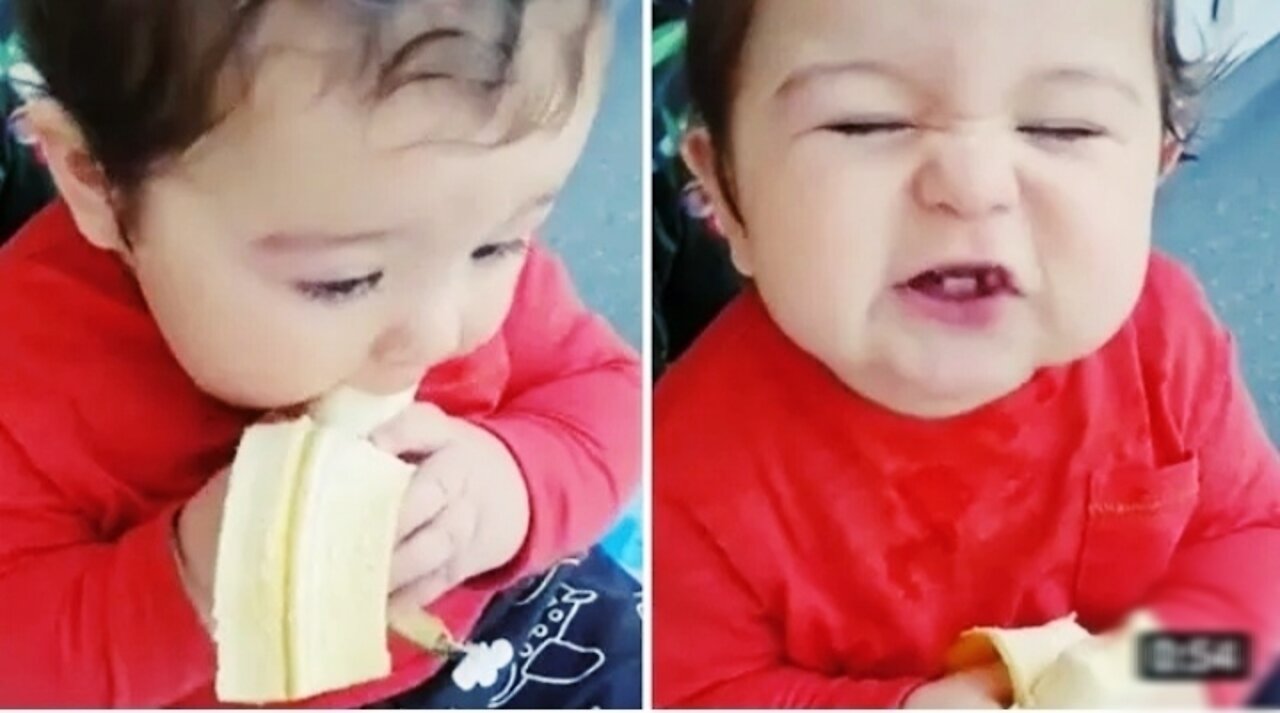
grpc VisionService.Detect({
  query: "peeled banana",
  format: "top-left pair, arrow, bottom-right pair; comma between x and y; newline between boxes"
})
1026,611 -> 1207,708
945,611 -> 1207,708
945,614 -> 1091,706
212,388 -> 447,703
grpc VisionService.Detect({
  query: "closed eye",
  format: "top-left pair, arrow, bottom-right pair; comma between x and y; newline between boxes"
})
471,239 -> 529,262
822,120 -> 914,137
1020,125 -> 1105,142
295,272 -> 385,304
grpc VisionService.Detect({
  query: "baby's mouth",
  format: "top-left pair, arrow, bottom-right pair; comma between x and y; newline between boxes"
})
897,263 -> 1023,301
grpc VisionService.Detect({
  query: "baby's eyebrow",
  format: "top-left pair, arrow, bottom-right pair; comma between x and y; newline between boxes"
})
260,229 -> 396,251
260,193 -> 556,252
775,60 -> 1146,109
775,59 -> 908,101
1028,66 -> 1144,106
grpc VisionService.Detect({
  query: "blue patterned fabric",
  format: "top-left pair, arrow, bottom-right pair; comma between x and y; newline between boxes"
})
370,548 -> 641,709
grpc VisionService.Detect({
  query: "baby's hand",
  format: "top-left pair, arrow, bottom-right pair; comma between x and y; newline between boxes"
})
372,403 -> 530,611
904,664 -> 1012,709
173,466 -> 231,626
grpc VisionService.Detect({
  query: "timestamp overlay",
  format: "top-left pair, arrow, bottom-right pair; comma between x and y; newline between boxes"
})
1138,632 -> 1251,682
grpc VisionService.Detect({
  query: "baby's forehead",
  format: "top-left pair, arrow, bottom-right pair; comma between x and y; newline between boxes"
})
241,1 -> 514,90
742,1 -> 1159,95
224,0 -> 600,145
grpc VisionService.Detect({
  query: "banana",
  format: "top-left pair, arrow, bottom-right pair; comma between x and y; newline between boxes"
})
210,418 -> 312,702
945,614 -> 1091,707
308,387 -> 416,438
212,388 -> 451,703
945,611 -> 1207,708
1026,611 -> 1207,709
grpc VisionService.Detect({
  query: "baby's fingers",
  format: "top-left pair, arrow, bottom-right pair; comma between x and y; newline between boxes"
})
371,402 -> 457,459
389,570 -> 454,614
389,499 -> 478,592
395,450 -> 471,541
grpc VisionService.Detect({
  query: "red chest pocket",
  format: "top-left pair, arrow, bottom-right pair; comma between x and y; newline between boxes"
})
1073,456 -> 1200,628
418,336 -> 511,417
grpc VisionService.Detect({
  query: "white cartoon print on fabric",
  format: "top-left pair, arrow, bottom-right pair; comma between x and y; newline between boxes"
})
513,555 -> 585,606
487,580 -> 606,707
451,640 -> 515,692
449,556 -> 609,708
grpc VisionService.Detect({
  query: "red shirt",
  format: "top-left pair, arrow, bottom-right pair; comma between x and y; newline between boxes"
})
0,202 -> 640,708
654,253 -> 1280,708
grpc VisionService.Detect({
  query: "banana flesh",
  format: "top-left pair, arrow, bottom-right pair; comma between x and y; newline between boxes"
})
212,388 -> 458,703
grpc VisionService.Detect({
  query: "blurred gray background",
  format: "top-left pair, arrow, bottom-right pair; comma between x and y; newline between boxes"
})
1156,32 -> 1280,441
540,0 -> 643,570
543,0 -> 643,350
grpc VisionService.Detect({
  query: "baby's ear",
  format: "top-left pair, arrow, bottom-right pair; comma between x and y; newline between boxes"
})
1158,134 -> 1184,180
17,99 -> 128,253
681,129 -> 754,278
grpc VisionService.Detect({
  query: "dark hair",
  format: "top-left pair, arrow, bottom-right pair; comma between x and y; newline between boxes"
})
15,0 -> 603,205
687,0 -> 1210,217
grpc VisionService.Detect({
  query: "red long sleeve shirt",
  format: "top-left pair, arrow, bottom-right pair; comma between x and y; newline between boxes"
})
0,202 -> 640,708
654,253 -> 1280,708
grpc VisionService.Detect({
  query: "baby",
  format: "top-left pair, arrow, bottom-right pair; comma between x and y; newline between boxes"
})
0,0 -> 640,708
655,0 -> 1280,708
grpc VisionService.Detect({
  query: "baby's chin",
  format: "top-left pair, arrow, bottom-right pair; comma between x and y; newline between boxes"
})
836,330 -> 1044,419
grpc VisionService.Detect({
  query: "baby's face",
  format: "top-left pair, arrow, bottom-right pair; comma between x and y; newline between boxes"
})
711,0 -> 1167,417
125,2 -> 604,409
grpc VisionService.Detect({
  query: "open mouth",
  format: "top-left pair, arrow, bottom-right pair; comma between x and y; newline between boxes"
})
897,263 -> 1022,301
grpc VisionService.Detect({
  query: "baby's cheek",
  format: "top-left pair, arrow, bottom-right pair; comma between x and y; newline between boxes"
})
459,269 -> 523,350
760,242 -> 881,356
191,318 -> 367,410
1050,229 -> 1150,361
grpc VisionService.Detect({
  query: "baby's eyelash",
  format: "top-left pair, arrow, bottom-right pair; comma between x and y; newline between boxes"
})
823,121 -> 914,137
471,240 -> 530,262
295,272 -> 385,304
1020,125 -> 1106,142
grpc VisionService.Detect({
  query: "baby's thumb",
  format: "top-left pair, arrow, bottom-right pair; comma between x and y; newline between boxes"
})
371,402 -> 458,459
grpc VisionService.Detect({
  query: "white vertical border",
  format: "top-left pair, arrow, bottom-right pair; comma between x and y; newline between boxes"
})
639,0 -> 655,708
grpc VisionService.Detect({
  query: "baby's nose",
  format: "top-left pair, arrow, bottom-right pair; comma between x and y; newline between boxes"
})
383,313 -> 461,368
914,129 -> 1019,221
367,300 -> 463,383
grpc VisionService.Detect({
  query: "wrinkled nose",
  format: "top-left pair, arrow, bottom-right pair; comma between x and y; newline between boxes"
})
913,128 -> 1019,221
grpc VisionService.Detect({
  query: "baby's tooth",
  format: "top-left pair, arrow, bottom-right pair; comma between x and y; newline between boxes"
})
942,275 -> 977,296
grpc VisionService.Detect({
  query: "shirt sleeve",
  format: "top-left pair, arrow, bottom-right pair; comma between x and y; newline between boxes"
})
1140,262 -> 1280,706
469,244 -> 641,588
654,494 -> 926,708
0,426 -> 216,707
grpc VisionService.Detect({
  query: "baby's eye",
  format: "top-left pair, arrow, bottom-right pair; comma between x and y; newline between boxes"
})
1019,124 -> 1105,142
822,120 -> 914,137
295,272 -> 385,304
471,240 -> 529,262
